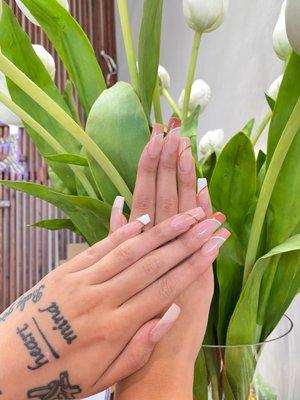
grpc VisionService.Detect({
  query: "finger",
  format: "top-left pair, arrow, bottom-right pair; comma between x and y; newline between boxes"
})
64,215 -> 151,273
197,178 -> 213,216
84,207 -> 205,283
95,304 -> 181,393
130,123 -> 164,228
123,228 -> 231,325
178,137 -> 197,212
155,123 -> 181,224
110,196 -> 127,233
109,212 -> 224,303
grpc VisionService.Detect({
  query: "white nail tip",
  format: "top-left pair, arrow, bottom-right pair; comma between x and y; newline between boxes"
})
198,178 -> 208,193
136,214 -> 151,226
113,196 -> 125,211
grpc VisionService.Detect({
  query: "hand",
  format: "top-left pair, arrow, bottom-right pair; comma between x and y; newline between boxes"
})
112,119 -> 230,400
0,204 -> 220,399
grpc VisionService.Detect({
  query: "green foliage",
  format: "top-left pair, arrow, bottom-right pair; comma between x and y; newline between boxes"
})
45,154 -> 89,167
31,218 -> 80,235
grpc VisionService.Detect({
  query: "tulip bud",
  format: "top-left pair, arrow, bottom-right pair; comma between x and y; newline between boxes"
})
273,0 -> 292,61
267,74 -> 283,101
286,0 -> 300,55
199,129 -> 225,155
15,0 -> 69,26
158,65 -> 170,91
32,45 -> 56,80
178,79 -> 211,113
182,0 -> 228,33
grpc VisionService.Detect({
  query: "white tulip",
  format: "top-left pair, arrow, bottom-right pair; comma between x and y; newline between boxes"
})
273,0 -> 292,61
182,0 -> 228,33
32,45 -> 56,80
158,65 -> 170,91
267,74 -> 283,101
0,45 -> 56,126
199,129 -> 225,155
286,0 -> 300,55
178,79 -> 211,113
15,0 -> 69,26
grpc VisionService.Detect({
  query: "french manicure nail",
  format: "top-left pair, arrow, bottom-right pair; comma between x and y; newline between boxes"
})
152,123 -> 165,137
192,218 -> 222,238
120,214 -> 151,236
112,196 -> 125,212
214,212 -> 226,224
136,214 -> 151,226
170,213 -> 198,231
147,133 -> 164,158
186,207 -> 206,222
167,117 -> 181,133
149,304 -> 181,343
179,140 -> 193,172
201,230 -> 231,256
197,178 -> 208,193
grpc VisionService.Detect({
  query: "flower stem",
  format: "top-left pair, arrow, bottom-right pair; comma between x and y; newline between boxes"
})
153,78 -> 163,124
244,98 -> 300,283
0,91 -> 97,199
0,52 -> 133,206
117,0 -> 139,94
162,88 -> 182,119
252,111 -> 272,146
182,31 -> 202,120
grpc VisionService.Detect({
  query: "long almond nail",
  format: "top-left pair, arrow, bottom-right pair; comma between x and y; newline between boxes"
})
113,196 -> 125,212
179,140 -> 193,172
192,218 -> 222,238
149,304 -> 181,343
198,178 -> 208,193
201,229 -> 231,256
170,213 -> 198,231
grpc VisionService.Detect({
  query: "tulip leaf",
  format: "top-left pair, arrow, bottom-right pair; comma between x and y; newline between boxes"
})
242,118 -> 255,137
0,2 -> 79,193
0,180 -> 111,245
138,0 -> 163,117
256,150 -> 266,174
45,154 -> 88,167
265,93 -> 275,111
20,0 -> 106,116
210,132 -> 256,237
31,218 -> 80,234
86,82 -> 149,205
202,152 -> 217,184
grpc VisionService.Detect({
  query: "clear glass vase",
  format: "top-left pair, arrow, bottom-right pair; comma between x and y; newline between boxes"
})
194,315 -> 295,400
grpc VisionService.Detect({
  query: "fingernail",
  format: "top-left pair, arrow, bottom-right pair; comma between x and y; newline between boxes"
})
149,304 -> 181,343
152,123 -> 165,137
214,212 -> 226,224
197,178 -> 208,193
164,133 -> 180,154
147,133 -> 164,158
192,218 -> 222,238
186,207 -> 206,222
179,140 -> 193,172
201,229 -> 231,256
169,127 -> 181,137
167,117 -> 181,133
136,214 -> 151,226
113,196 -> 124,212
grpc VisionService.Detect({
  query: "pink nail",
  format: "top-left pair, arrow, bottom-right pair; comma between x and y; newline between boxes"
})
186,207 -> 206,222
119,214 -> 151,237
149,304 -> 181,343
113,196 -> 125,211
179,140 -> 193,172
152,123 -> 165,137
192,218 -> 222,238
167,117 -> 181,133
197,178 -> 208,193
147,133 -> 164,158
201,229 -> 231,256
170,213 -> 198,231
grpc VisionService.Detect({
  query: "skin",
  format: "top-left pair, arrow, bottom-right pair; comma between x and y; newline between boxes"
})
113,121 -> 230,400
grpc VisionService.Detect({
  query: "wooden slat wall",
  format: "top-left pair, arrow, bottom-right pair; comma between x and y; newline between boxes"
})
0,0 -> 117,313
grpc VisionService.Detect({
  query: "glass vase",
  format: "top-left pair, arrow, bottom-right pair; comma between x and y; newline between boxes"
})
194,315 -> 295,400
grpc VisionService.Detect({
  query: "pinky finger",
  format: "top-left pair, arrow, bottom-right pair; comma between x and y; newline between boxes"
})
92,304 -> 181,393
110,196 -> 128,233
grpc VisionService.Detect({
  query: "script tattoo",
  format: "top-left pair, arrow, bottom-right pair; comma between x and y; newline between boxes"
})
38,303 -> 77,345
27,371 -> 82,399
0,285 -> 45,323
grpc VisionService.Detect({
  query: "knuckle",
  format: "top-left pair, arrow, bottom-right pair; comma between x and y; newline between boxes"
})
114,242 -> 135,265
179,232 -> 197,253
157,195 -> 177,214
152,223 -> 170,243
142,254 -> 161,277
129,349 -> 150,372
159,275 -> 176,300
139,155 -> 158,173
133,194 -> 155,214
160,157 -> 176,172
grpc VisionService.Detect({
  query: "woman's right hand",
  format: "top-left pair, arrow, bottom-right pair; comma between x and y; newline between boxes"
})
0,205 -> 225,399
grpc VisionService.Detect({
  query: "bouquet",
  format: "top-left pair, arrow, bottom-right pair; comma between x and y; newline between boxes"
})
0,0 -> 300,398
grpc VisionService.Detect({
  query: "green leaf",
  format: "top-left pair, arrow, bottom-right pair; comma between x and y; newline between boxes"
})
138,0 -> 163,117
86,82 -> 149,205
31,218 -> 80,234
210,132 -> 256,237
0,180 -> 111,245
0,2 -> 78,193
181,106 -> 200,162
202,152 -> 217,184
63,80 -> 81,125
256,150 -> 266,174
265,93 -> 275,111
242,118 -> 255,137
45,154 -> 88,167
21,0 -> 106,116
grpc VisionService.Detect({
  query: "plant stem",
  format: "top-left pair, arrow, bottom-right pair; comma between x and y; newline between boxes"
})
182,31 -> 202,120
0,91 -> 97,199
252,111 -> 272,146
0,52 -> 133,206
153,78 -> 163,124
162,88 -> 182,119
244,98 -> 300,283
117,0 -> 139,94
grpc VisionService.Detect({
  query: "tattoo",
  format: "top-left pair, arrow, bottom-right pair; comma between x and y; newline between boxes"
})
27,371 -> 82,399
16,323 -> 49,371
0,285 -> 45,323
38,303 -> 77,345
32,318 -> 60,360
